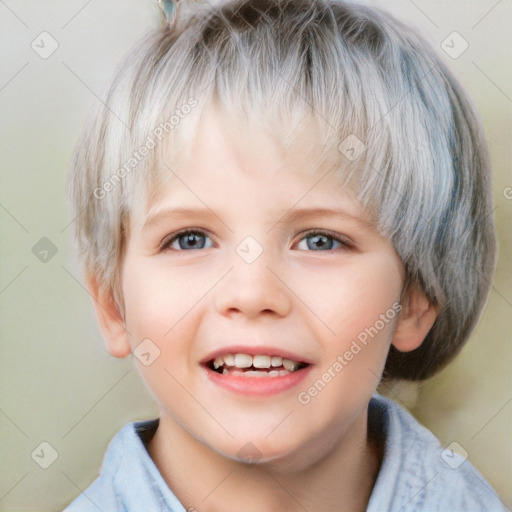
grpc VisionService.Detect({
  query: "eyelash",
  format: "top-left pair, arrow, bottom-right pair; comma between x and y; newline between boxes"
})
158,228 -> 355,252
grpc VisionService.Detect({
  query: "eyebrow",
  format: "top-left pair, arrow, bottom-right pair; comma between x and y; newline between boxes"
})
142,206 -> 375,232
272,207 -> 375,231
143,207 -> 227,231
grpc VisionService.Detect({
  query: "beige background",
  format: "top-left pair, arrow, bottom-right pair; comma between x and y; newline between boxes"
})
0,0 -> 510,510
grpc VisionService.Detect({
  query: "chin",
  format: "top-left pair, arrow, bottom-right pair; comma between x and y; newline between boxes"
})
202,429 -> 310,469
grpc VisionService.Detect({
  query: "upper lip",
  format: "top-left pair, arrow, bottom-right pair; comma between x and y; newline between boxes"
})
200,345 -> 314,365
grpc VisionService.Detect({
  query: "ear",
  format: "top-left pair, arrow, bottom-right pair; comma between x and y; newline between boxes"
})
86,274 -> 132,358
392,285 -> 438,352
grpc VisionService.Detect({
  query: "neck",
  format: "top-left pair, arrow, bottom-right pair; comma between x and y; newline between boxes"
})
147,407 -> 382,512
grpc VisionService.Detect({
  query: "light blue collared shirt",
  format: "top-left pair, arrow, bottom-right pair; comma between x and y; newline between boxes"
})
64,394 -> 507,511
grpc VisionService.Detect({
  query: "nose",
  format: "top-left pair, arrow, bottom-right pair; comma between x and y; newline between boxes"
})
214,253 -> 292,320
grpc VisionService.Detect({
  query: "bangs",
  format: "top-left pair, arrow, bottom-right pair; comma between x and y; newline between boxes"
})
111,0 -> 457,304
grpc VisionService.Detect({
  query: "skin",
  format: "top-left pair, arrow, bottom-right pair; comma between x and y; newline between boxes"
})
89,106 -> 437,511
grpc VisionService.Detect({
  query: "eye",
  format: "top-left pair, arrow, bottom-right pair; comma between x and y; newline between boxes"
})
295,230 -> 351,251
160,230 -> 214,251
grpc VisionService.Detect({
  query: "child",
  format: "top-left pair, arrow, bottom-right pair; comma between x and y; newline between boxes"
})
65,0 -> 505,510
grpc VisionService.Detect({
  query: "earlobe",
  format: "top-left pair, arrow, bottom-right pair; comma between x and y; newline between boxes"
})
86,275 -> 132,358
392,286 -> 438,353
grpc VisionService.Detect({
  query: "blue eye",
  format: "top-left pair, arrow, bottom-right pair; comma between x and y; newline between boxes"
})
296,231 -> 346,251
162,230 -> 213,251
160,229 -> 351,252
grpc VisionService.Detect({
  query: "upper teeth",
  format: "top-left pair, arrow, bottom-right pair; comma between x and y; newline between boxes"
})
212,354 -> 301,371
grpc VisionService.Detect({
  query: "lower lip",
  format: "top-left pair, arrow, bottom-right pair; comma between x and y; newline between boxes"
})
205,366 -> 312,396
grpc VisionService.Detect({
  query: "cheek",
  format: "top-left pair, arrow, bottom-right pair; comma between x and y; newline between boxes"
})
122,258 -> 208,341
292,254 -> 403,350
121,259 -> 208,399
292,256 -> 403,429
342,262 -> 401,328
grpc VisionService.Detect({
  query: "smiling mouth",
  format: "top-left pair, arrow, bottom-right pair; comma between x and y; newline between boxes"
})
207,353 -> 309,377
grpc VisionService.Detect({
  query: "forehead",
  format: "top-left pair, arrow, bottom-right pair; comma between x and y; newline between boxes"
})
147,104 -> 359,213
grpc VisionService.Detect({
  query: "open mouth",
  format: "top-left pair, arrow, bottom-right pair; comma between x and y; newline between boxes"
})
207,353 -> 309,377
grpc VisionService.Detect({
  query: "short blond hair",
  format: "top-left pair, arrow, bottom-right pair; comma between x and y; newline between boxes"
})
68,0 -> 496,380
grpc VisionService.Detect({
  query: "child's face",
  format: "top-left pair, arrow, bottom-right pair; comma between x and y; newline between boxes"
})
120,108 -> 405,466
